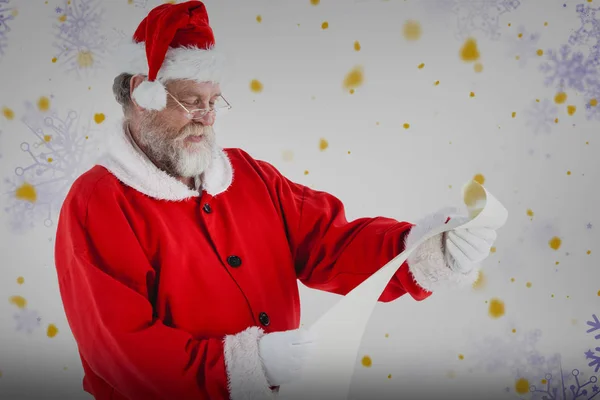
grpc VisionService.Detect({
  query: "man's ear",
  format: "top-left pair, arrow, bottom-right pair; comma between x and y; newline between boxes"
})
129,74 -> 147,110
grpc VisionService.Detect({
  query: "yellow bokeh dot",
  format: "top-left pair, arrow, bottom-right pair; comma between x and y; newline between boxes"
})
458,354 -> 464,360
304,170 -> 309,175
385,333 -> 389,338
282,150 -> 294,162
403,20 -> 422,41
515,55 -> 520,60
544,22 -> 549,26
470,91 -> 475,97
47,324 -> 59,338
38,96 -> 50,112
319,138 -> 329,151
321,21 -> 329,29
256,15 -> 262,23
518,33 -> 523,38
58,14 -> 66,22
555,261 -> 560,265
555,117 -> 559,123
361,355 -> 372,367
9,295 -> 27,309
590,98 -> 598,107
536,49 -> 544,56
387,374 -> 392,379
512,328 -> 517,333
512,111 -> 516,118
587,250 -> 591,255
51,57 -> 57,63
349,88 -> 355,94
250,79 -> 263,93
17,276 -> 24,285
515,378 -> 530,395
354,41 -> 361,51
434,80 -> 440,86
77,51 -> 94,68
15,182 -> 37,203
474,63 -> 483,72
473,173 -> 485,185
549,236 -> 562,250
473,271 -> 485,289
403,123 -> 410,129
597,290 -> 600,296
567,170 -> 571,175
567,105 -> 576,115
526,282 -> 532,288
488,298 -> 505,319
343,66 -> 364,90
490,246 -> 496,253
94,113 -> 105,124
554,92 -> 567,104
418,63 -> 425,69
527,209 -> 534,218
44,134 -> 52,142
310,0 -> 320,5
47,157 -> 53,163
511,278 -> 515,282
460,37 -> 480,62
2,107 -> 14,120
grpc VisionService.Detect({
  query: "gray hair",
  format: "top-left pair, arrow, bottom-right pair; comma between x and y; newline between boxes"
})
112,73 -> 134,114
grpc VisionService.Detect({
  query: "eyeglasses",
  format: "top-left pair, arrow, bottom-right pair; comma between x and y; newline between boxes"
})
166,91 -> 232,121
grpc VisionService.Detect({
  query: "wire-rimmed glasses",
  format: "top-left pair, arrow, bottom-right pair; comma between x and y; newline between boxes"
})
166,91 -> 232,121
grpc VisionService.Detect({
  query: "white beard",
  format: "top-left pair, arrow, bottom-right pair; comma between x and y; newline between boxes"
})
137,117 -> 217,178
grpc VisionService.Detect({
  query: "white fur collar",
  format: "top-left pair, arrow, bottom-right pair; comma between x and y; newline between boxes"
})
97,121 -> 233,201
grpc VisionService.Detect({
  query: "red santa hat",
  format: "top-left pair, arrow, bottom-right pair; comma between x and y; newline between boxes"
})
116,0 -> 225,111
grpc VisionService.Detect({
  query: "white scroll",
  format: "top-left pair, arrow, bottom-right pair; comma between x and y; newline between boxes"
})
278,180 -> 509,400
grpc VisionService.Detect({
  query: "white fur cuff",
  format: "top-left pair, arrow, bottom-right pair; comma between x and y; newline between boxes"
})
404,207 -> 480,292
223,326 -> 276,400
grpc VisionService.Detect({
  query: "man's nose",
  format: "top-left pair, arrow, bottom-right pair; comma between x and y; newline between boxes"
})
194,112 -> 215,126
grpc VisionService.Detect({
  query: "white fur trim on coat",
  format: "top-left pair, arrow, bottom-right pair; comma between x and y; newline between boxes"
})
404,207 -> 480,292
115,40 -> 226,84
97,121 -> 233,201
223,326 -> 276,400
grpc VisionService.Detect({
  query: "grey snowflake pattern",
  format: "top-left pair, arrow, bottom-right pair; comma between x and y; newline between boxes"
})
3,101 -> 99,233
52,0 -> 108,79
539,45 -> 598,92
0,0 -> 14,59
13,308 -> 41,334
525,99 -> 558,135
506,26 -> 541,67
445,0 -> 521,41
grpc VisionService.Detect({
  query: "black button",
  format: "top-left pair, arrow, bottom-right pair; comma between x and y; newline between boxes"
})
202,203 -> 212,213
258,312 -> 270,326
227,255 -> 242,267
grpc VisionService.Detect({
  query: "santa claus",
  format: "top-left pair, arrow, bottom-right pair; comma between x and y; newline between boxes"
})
54,1 -> 498,399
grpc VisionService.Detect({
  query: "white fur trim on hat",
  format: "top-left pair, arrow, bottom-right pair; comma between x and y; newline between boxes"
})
115,40 -> 226,84
223,326 -> 276,400
131,80 -> 167,111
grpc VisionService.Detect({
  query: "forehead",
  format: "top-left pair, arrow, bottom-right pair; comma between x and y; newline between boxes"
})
167,80 -> 221,97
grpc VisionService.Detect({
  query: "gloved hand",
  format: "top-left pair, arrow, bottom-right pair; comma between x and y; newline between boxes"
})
258,327 -> 316,387
443,225 -> 497,273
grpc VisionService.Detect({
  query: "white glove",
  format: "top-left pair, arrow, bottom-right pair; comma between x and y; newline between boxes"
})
444,222 -> 497,273
258,328 -> 316,387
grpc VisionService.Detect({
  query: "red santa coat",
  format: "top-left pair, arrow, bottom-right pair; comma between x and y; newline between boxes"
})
54,126 -> 478,400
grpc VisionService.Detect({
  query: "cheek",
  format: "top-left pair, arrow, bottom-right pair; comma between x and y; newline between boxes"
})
159,110 -> 190,132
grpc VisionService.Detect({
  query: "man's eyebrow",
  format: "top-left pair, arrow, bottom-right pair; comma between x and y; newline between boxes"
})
177,91 -> 222,99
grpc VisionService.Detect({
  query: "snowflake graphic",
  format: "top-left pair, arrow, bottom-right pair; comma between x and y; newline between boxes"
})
540,45 -> 598,92
517,316 -> 600,400
446,0 -> 521,41
0,0 -> 14,59
3,101 -> 99,232
525,99 -> 558,135
13,308 -> 41,334
52,0 -> 109,79
570,4 -> 600,65
506,26 -> 542,68
586,315 -> 600,373
584,81 -> 600,121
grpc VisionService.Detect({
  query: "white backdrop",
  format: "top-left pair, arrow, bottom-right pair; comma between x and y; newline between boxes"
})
0,0 -> 598,399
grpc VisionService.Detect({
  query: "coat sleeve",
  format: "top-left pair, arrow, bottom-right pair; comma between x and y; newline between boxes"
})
54,175 -> 275,400
253,159 -> 480,302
